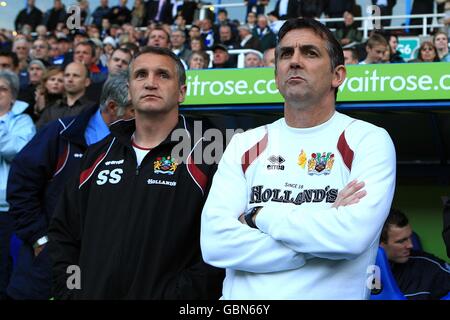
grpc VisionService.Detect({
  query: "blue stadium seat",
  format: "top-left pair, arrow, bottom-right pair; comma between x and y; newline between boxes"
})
370,246 -> 407,300
411,231 -> 422,251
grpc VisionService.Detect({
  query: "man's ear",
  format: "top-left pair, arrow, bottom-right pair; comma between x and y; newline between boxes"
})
332,65 -> 346,89
84,77 -> 91,88
178,84 -> 187,104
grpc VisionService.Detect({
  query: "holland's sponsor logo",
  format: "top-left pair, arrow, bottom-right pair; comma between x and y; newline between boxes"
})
147,179 -> 177,187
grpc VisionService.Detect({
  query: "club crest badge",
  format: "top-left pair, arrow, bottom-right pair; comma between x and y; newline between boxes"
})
307,152 -> 335,175
154,156 -> 178,175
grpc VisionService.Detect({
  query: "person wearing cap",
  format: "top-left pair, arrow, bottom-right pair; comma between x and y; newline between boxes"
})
212,44 -> 236,69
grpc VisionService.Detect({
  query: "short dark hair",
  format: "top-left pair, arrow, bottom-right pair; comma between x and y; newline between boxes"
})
131,46 -> 186,86
75,40 -> 96,58
0,50 -> 19,69
276,18 -> 344,72
380,208 -> 409,243
343,47 -> 359,61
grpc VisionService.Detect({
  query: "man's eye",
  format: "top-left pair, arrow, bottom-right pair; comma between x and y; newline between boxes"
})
280,51 -> 292,58
136,71 -> 146,79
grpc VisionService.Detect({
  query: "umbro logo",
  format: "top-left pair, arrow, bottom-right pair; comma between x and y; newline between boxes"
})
267,155 -> 285,170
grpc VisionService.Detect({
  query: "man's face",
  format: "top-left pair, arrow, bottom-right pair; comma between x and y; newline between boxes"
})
0,78 -> 13,113
74,44 -> 95,66
219,26 -> 232,42
275,29 -> 339,106
213,49 -> 228,65
343,50 -> 357,65
0,56 -> 15,72
263,48 -> 275,67
171,31 -> 185,48
381,224 -> 413,264
32,40 -> 49,60
366,44 -> 387,63
28,64 -> 44,84
148,30 -> 170,48
108,50 -> 131,75
64,63 -> 89,95
244,53 -> 261,68
49,43 -> 61,58
129,53 -> 185,115
389,36 -> 398,52
13,42 -> 30,61
257,16 -> 267,29
434,34 -> 448,51
189,27 -> 201,39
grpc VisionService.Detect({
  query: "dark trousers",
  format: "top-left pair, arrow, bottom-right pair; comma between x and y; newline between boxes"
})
0,212 -> 13,300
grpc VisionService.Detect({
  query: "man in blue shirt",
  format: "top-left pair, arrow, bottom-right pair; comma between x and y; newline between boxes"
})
6,72 -> 133,300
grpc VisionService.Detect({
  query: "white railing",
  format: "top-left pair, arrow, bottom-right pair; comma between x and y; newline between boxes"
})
206,48 -> 262,68
199,2 -> 246,20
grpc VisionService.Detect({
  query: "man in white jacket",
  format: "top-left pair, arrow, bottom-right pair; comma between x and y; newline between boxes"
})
200,18 -> 397,300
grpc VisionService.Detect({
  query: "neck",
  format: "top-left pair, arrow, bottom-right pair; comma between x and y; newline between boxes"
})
133,110 -> 179,149
284,96 -> 335,128
66,91 -> 84,107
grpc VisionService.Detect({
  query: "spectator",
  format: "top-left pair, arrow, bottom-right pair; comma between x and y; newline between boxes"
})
33,66 -> 64,119
274,0 -> 300,20
299,0 -> 325,19
334,11 -> 362,46
253,14 -> 277,52
218,25 -> 239,50
188,51 -> 210,69
30,39 -> 51,67
73,41 -> 108,84
262,47 -> 275,67
0,70 -> 35,300
238,24 -> 262,52
178,0 -> 199,25
43,0 -> 67,32
6,73 -> 133,300
147,26 -> 171,48
382,44 -> 391,63
443,0 -> 450,36
200,18 -> 215,49
409,41 -> 440,63
211,44 -> 235,68
145,0 -> 174,25
343,47 -> 359,64
267,11 -> 284,35
244,51 -> 263,68
360,33 -> 388,64
18,60 -> 46,120
36,62 -> 93,129
245,0 -> 269,16
15,0 -> 43,32
171,29 -> 191,63
92,0 -> 111,29
109,0 -> 132,25
380,208 -> 450,300
372,0 -> 397,27
324,0 -> 354,29
188,25 -> 201,41
246,11 -> 257,29
0,50 -> 19,74
189,36 -> 206,53
410,0 -> 434,35
35,25 -> 48,38
131,0 -> 147,27
433,31 -> 450,61
12,39 -> 31,74
388,34 -> 405,63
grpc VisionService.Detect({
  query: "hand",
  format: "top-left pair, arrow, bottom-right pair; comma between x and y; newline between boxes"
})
238,208 -> 262,226
332,180 -> 367,208
34,244 -> 46,257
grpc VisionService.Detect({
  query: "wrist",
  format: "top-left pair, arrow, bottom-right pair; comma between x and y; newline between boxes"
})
244,206 -> 262,229
33,235 -> 49,249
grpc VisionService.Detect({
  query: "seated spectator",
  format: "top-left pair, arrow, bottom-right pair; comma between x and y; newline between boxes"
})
0,70 -> 35,300
443,197 -> 450,258
409,41 -> 440,63
171,29 -> 191,64
218,25 -> 239,50
131,0 -> 146,28
433,31 -> 450,62
30,38 -> 51,67
189,36 -> 207,53
18,60 -> 46,121
343,47 -> 359,65
382,44 -> 392,63
262,47 -> 275,67
388,34 -> 405,63
334,11 -> 362,46
253,14 -> 276,53
211,44 -> 236,69
188,51 -> 210,70
360,33 -> 388,64
73,40 -> 108,83
380,208 -> 450,300
33,66 -> 64,120
238,24 -> 262,52
244,51 -> 263,68
246,11 -> 257,30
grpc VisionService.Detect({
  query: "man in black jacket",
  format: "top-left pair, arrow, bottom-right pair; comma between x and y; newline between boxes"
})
14,0 -> 43,32
48,47 -> 224,299
380,208 -> 450,300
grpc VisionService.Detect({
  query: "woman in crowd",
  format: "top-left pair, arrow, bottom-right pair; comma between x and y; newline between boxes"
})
34,66 -> 64,120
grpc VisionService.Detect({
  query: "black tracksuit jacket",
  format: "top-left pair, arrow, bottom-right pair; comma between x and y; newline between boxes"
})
48,115 -> 224,299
